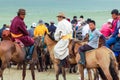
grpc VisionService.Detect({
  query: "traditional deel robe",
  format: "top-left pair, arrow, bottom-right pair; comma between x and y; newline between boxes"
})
10,16 -> 34,46
54,19 -> 73,60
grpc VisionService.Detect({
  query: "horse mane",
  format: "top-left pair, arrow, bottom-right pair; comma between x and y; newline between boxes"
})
47,34 -> 57,43
69,39 -> 87,57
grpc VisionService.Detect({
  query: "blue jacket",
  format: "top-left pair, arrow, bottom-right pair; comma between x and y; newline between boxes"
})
48,24 -> 56,34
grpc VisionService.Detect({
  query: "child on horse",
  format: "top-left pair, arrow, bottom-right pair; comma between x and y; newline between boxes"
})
78,20 -> 106,66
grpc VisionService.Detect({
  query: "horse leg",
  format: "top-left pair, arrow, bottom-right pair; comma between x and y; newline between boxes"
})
87,69 -> 92,80
0,71 -> 3,80
0,75 -> 3,80
69,64 -> 72,73
17,63 -> 23,70
30,63 -> 35,80
22,62 -> 27,80
54,64 -> 59,80
0,60 -> 8,80
78,64 -> 84,80
62,67 -> 66,80
39,57 -> 43,72
93,69 -> 99,80
73,65 -> 77,73
36,60 -> 41,72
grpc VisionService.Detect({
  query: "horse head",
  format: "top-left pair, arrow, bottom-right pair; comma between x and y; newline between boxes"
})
34,36 -> 43,47
98,35 -> 106,48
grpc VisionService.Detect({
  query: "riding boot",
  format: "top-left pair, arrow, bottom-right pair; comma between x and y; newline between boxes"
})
26,45 -> 34,60
78,52 -> 86,66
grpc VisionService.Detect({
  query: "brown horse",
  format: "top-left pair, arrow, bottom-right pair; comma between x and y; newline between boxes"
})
0,38 -> 40,80
35,36 -> 49,71
44,34 -> 119,80
68,37 -> 119,80
44,34 -> 87,80
44,34 -> 67,80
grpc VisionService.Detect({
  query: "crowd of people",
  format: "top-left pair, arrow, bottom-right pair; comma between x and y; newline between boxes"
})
0,8 -> 120,67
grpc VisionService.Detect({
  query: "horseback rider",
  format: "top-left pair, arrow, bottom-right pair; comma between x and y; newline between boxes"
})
34,20 -> 48,37
106,9 -> 119,48
54,12 -> 73,65
78,20 -> 106,66
10,9 -> 34,60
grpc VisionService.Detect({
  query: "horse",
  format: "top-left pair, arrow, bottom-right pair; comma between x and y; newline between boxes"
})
0,37 -> 41,80
44,34 -> 88,80
35,36 -> 50,71
44,34 -> 119,80
68,36 -> 119,80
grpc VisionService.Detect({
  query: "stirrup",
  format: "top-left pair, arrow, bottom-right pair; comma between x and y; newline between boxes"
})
78,60 -> 86,66
26,55 -> 32,60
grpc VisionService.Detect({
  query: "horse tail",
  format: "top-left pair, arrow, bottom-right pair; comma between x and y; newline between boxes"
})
97,67 -> 107,80
109,53 -> 119,80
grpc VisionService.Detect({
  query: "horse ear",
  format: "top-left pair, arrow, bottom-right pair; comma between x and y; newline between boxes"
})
44,31 -> 47,36
83,33 -> 89,42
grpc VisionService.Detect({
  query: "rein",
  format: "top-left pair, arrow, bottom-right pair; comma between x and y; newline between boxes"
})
71,40 -> 76,57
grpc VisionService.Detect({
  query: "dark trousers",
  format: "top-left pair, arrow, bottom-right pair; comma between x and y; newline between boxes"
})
79,44 -> 94,53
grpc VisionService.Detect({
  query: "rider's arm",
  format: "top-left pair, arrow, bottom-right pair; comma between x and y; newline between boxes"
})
18,21 -> 28,36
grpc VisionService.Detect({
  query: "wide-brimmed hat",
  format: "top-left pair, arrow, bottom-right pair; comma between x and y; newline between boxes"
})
17,8 -> 26,14
57,12 -> 66,18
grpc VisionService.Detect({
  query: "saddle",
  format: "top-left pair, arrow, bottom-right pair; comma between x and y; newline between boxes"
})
14,39 -> 24,47
14,39 -> 34,60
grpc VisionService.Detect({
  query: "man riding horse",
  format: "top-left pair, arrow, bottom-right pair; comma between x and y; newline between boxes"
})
10,9 -> 34,60
54,12 -> 73,66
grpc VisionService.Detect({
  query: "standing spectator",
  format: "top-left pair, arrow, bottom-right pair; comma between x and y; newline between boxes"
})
0,24 -> 7,39
100,19 -> 113,39
28,22 -> 36,38
48,21 -> 56,34
77,15 -> 85,27
81,18 -> 90,40
79,15 -> 85,22
71,16 -> 77,25
45,22 -> 49,28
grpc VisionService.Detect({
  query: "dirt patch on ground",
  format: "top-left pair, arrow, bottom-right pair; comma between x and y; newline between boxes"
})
2,66 -> 120,80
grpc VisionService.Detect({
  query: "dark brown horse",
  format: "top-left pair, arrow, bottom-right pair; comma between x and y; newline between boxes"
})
35,36 -> 49,71
0,38 -> 40,80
